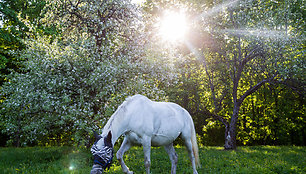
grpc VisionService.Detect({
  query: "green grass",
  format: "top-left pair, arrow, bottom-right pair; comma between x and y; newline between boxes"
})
0,146 -> 305,174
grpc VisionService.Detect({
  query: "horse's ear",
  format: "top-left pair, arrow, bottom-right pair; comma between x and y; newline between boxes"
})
104,131 -> 112,147
93,130 -> 102,142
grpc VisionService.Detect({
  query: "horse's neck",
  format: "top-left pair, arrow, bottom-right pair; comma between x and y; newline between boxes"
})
102,112 -> 128,146
102,95 -> 144,146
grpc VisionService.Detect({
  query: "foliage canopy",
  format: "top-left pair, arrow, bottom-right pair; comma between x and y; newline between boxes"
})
0,0 -> 304,147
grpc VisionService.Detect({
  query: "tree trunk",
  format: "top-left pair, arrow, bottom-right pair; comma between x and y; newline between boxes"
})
224,104 -> 240,150
224,125 -> 236,150
224,121 -> 238,149
14,130 -> 21,147
14,119 -> 22,147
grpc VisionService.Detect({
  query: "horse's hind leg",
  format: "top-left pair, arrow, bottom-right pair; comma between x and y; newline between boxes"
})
117,137 -> 133,174
181,135 -> 198,174
164,143 -> 178,174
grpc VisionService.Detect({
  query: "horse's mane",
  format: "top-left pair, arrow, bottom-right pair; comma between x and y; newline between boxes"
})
120,94 -> 146,109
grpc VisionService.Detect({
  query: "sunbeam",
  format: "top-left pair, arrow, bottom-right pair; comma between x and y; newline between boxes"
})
184,40 -> 206,64
220,28 -> 289,40
195,0 -> 290,42
199,0 -> 240,20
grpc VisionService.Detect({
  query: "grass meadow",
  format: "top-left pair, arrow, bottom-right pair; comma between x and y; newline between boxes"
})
0,146 -> 305,174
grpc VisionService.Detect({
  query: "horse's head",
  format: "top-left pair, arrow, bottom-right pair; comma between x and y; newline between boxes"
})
90,131 -> 114,174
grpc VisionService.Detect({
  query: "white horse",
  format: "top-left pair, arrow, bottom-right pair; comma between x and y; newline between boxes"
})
90,94 -> 200,174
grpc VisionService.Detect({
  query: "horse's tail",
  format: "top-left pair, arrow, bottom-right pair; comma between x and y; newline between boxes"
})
190,120 -> 201,168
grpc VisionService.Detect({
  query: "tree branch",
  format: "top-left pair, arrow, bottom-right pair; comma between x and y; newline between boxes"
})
242,44 -> 263,66
198,107 -> 229,128
238,74 -> 277,105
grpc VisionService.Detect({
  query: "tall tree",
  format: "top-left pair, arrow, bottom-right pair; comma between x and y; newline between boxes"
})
0,0 -> 166,146
144,0 -> 304,148
192,0 -> 305,149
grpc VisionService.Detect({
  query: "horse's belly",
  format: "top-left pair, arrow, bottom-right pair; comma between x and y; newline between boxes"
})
151,132 -> 180,146
125,131 -> 180,146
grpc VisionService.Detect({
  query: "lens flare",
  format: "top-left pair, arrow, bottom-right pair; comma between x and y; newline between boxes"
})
69,164 -> 75,170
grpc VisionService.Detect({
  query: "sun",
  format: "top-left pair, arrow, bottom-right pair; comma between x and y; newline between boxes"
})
159,10 -> 188,43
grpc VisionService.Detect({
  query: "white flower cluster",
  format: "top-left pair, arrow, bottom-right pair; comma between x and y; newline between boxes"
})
0,0 -> 170,146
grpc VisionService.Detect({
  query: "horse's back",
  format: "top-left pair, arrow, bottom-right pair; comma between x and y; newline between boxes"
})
127,95 -> 192,126
125,95 -> 193,145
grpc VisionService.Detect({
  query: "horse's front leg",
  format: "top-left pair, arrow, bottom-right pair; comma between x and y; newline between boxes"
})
142,136 -> 152,174
117,137 -> 133,174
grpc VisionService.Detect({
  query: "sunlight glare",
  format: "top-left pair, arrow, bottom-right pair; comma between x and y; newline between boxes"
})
159,11 -> 188,42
